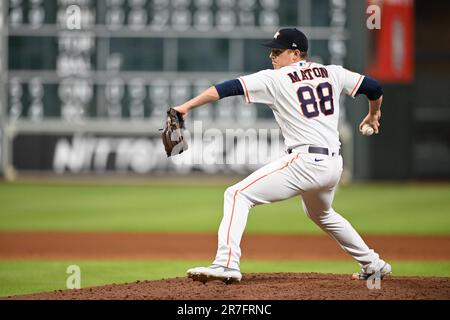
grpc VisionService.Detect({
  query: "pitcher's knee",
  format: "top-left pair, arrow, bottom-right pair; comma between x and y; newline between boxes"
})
310,209 -> 346,228
303,206 -> 335,224
302,202 -> 324,221
224,186 -> 238,201
225,185 -> 254,207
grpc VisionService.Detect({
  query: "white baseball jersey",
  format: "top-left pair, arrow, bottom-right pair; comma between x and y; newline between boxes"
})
202,61 -> 386,276
238,61 -> 364,150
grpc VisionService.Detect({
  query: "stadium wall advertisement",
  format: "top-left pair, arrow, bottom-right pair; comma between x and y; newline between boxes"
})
11,131 -> 286,175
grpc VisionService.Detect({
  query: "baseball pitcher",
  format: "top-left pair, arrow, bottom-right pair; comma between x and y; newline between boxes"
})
172,28 -> 391,284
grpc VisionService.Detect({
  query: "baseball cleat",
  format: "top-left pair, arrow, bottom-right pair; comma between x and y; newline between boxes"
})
352,262 -> 392,280
187,265 -> 242,284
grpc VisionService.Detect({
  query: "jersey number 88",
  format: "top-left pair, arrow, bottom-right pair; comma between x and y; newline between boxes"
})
297,82 -> 334,118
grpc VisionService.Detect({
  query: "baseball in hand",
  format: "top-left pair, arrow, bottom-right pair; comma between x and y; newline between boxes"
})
361,124 -> 374,136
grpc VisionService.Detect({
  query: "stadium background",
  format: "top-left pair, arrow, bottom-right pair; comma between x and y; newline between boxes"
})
0,0 -> 449,298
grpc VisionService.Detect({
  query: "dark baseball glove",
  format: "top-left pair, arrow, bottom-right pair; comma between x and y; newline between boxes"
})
161,107 -> 188,157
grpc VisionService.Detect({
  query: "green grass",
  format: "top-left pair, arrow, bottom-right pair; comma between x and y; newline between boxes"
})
1,259 -> 449,297
1,182 -> 450,234
1,182 -> 448,297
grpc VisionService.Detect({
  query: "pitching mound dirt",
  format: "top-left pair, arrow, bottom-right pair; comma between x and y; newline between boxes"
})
6,273 -> 450,300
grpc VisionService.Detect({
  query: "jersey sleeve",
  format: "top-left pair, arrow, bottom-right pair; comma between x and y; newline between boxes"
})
238,70 -> 277,105
329,65 -> 365,98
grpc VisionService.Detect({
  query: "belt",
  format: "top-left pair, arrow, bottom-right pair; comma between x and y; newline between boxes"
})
287,146 -> 341,156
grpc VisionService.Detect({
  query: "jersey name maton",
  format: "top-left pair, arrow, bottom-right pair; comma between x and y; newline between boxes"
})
287,67 -> 329,83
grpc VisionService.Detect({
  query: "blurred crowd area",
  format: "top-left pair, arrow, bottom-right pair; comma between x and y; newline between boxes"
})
0,0 -> 449,180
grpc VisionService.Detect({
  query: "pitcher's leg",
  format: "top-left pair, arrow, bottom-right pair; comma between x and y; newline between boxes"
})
213,153 -> 302,270
213,184 -> 253,270
301,189 -> 385,269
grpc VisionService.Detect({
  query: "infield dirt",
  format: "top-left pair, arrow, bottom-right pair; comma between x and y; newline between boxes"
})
5,273 -> 450,300
1,232 -> 450,300
1,232 -> 450,260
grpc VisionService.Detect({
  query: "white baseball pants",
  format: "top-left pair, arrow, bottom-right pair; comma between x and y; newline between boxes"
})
213,148 -> 384,271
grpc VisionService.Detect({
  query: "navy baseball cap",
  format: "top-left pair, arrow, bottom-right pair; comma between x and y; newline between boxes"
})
263,28 -> 308,52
